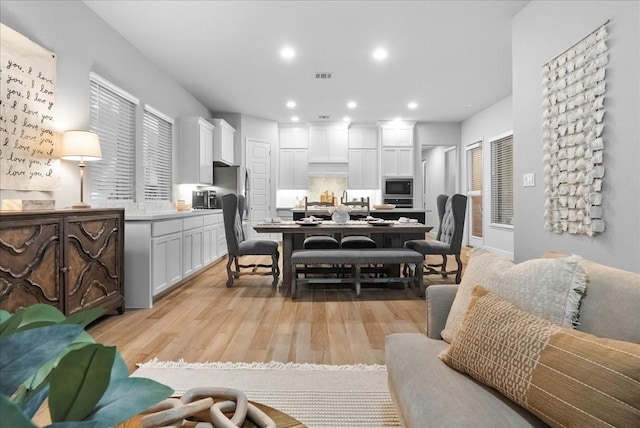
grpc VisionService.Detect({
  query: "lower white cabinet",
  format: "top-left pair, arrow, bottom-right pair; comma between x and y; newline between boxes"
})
125,211 -> 226,308
151,232 -> 183,296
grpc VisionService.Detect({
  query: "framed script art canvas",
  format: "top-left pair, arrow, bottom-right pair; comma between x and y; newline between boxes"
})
0,23 -> 60,191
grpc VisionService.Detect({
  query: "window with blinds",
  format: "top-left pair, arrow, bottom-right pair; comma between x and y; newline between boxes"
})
89,74 -> 138,202
491,134 -> 514,226
143,107 -> 173,201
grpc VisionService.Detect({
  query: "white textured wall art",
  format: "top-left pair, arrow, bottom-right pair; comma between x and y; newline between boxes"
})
542,23 -> 608,236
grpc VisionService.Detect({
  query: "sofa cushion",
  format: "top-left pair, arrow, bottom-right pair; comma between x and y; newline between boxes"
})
441,286 -> 640,428
385,333 -> 546,428
441,248 -> 586,343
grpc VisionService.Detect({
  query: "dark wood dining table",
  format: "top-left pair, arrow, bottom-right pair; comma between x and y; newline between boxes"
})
253,221 -> 433,288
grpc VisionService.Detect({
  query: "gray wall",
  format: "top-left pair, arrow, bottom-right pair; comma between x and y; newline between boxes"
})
1,1 -> 211,208
461,96 -> 514,259
513,1 -> 640,271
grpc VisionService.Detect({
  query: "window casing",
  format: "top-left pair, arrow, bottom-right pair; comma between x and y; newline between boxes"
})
89,73 -> 138,202
143,106 -> 173,202
490,133 -> 514,226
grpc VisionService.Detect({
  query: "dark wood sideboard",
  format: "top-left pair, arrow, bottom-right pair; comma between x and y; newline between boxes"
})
0,208 -> 125,315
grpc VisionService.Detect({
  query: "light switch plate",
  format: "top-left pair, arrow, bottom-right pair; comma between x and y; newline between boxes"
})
523,173 -> 535,187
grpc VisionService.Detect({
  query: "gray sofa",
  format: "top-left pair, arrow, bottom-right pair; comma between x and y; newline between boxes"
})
385,253 -> 640,427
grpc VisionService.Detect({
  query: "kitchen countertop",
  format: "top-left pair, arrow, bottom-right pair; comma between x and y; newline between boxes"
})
289,207 -> 425,213
125,209 -> 222,221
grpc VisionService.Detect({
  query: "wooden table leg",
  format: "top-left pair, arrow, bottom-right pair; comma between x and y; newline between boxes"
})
281,233 -> 294,291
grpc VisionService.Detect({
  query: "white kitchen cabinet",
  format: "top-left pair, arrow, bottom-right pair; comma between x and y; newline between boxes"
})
217,223 -> 228,257
202,213 -> 220,265
280,126 -> 309,148
179,117 -> 215,184
382,128 -> 413,147
308,125 -> 348,162
381,147 -> 414,177
182,216 -> 204,277
210,118 -> 236,166
151,232 -> 183,296
279,149 -> 309,189
348,126 -> 378,149
348,149 -> 378,189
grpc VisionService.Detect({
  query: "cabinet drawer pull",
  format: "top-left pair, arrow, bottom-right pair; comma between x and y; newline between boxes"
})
60,266 -> 71,273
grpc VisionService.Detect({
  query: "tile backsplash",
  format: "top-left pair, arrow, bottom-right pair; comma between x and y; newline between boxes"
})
276,176 -> 381,207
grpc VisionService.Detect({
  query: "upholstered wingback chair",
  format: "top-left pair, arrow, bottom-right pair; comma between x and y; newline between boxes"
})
221,194 -> 280,287
404,194 -> 467,283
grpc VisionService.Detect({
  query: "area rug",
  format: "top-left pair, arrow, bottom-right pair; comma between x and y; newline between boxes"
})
133,360 -> 401,427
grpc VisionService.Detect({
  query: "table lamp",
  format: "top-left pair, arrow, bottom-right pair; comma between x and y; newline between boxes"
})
61,130 -> 102,209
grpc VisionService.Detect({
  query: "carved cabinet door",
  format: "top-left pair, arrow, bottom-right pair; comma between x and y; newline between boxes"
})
0,217 -> 63,312
63,213 -> 124,315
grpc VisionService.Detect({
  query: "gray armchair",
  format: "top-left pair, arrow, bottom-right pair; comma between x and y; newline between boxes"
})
221,194 -> 280,287
404,194 -> 467,284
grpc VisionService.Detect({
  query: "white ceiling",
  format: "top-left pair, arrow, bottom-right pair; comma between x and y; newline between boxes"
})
84,0 -> 528,124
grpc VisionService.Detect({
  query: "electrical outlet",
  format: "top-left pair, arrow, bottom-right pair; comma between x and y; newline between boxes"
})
523,173 -> 535,187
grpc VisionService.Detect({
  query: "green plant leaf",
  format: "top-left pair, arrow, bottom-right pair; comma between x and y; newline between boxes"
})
22,382 -> 50,419
0,304 -> 66,337
63,308 -> 106,327
0,324 -> 83,396
0,393 -> 38,428
0,310 -> 10,323
86,377 -> 173,426
49,344 -> 115,422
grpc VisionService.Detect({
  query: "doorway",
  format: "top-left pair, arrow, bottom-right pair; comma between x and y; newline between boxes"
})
246,139 -> 272,241
465,142 -> 484,247
421,145 -> 458,234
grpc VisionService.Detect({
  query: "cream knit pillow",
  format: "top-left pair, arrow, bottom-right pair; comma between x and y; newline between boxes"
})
441,249 -> 586,343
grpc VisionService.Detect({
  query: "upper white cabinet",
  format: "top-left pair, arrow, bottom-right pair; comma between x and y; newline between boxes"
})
381,128 -> 413,146
280,126 -> 309,148
381,147 -> 414,177
380,123 -> 415,177
308,125 -> 348,162
179,117 -> 215,184
348,126 -> 378,149
209,118 -> 236,166
279,149 -> 309,189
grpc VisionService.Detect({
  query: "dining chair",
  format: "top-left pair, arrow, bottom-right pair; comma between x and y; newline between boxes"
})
404,194 -> 467,283
339,197 -> 376,249
303,197 -> 339,249
221,193 -> 280,287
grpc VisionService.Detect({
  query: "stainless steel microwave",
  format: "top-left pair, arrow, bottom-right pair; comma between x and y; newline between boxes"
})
383,178 -> 413,198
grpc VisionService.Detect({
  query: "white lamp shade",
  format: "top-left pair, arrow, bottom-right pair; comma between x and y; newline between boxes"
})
61,131 -> 102,161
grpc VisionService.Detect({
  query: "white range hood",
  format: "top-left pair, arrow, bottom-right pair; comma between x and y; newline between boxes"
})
308,162 -> 348,176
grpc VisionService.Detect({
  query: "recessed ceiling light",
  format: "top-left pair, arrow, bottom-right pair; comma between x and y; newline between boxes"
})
408,102 -> 418,109
347,101 -> 357,109
286,100 -> 296,108
291,116 -> 299,122
373,48 -> 388,61
343,116 -> 351,122
281,47 -> 295,59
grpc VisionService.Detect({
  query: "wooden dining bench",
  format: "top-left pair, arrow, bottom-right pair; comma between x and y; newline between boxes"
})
290,248 -> 424,298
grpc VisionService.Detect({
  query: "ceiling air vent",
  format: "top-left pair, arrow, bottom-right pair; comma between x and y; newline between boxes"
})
315,72 -> 333,79
318,115 -> 331,120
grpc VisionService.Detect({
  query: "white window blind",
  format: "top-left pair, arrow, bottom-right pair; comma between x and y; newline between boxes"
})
491,134 -> 514,226
143,106 -> 173,201
88,74 -> 138,202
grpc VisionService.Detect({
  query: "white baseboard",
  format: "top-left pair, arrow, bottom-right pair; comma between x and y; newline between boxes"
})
483,246 -> 514,261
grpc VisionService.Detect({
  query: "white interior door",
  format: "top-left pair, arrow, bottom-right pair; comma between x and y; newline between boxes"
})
246,140 -> 272,240
466,142 -> 484,247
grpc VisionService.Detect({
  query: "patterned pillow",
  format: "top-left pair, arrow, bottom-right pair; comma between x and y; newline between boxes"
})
441,286 -> 640,428
441,248 -> 586,343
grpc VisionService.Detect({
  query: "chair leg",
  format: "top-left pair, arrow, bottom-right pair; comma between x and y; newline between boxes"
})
455,254 -> 463,284
271,254 -> 279,286
417,261 -> 425,296
226,256 -> 235,287
441,255 -> 448,278
291,263 -> 297,299
355,264 -> 362,297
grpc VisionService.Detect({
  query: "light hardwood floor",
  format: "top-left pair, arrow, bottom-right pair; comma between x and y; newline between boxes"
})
90,249 -> 469,372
